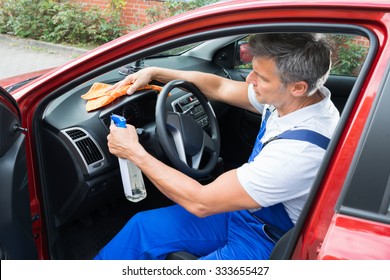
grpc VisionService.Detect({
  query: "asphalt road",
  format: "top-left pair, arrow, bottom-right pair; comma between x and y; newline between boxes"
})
0,34 -> 87,80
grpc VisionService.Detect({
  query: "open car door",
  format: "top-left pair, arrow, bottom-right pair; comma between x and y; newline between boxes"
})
0,86 -> 37,259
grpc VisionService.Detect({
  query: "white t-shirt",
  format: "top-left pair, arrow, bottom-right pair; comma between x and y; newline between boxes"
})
236,84 -> 340,224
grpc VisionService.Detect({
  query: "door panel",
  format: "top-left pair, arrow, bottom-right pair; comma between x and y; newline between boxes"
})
0,88 -> 37,259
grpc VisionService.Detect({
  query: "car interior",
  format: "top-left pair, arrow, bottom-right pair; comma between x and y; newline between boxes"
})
23,29 -> 372,260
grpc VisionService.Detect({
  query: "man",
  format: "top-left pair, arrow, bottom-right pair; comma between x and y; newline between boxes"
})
94,33 -> 340,260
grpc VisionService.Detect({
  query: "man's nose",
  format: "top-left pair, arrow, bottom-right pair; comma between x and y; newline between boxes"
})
246,70 -> 255,85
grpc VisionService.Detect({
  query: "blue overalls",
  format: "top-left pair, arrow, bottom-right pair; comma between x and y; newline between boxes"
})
94,110 -> 329,260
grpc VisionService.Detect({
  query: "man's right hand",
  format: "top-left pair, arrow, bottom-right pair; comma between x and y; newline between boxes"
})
108,67 -> 155,95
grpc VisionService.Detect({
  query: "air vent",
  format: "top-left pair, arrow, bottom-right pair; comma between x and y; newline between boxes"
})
61,127 -> 107,173
75,137 -> 103,164
66,129 -> 86,140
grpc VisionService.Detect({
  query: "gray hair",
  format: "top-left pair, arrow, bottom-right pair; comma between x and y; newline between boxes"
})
248,33 -> 333,96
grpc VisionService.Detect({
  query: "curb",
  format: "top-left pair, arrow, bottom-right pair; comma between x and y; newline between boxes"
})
0,34 -> 89,57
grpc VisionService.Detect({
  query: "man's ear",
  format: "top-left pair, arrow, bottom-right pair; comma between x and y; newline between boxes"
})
291,81 -> 308,97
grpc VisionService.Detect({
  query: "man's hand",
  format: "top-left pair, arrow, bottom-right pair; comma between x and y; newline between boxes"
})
108,67 -> 155,95
107,124 -> 144,161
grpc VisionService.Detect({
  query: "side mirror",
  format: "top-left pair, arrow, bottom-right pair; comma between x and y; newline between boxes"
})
239,43 -> 253,64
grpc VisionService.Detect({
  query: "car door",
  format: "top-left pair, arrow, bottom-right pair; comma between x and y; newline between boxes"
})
0,86 -> 38,259
317,67 -> 390,259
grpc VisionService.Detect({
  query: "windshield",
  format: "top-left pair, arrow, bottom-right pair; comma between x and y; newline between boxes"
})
151,42 -> 204,57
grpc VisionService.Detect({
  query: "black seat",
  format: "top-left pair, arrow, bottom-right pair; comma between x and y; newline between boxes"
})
269,227 -> 294,259
165,251 -> 198,260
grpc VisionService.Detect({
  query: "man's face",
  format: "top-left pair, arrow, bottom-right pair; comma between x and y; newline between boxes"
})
246,57 -> 290,108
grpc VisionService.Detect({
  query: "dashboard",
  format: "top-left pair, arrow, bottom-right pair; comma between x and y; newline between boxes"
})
100,90 -> 158,130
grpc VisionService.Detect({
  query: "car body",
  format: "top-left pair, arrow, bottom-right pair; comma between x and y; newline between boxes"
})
1,0 -> 390,260
0,68 -> 54,92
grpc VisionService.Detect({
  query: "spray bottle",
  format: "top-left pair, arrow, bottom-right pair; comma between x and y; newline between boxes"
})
111,114 -> 147,202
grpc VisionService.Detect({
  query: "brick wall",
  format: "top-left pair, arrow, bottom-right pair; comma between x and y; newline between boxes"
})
352,36 -> 370,48
70,0 -> 163,28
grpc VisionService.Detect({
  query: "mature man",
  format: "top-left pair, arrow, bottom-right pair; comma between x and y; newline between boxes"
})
94,33 -> 340,260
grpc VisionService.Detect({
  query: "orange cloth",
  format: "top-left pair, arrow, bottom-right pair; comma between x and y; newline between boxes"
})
81,82 -> 162,112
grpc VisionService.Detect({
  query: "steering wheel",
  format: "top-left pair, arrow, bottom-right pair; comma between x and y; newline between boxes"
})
156,80 -> 220,179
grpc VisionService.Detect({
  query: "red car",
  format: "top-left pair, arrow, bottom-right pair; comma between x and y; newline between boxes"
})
1,0 -> 390,260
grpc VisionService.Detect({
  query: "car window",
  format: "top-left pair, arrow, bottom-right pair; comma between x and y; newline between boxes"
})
234,34 -> 369,77
151,42 -> 203,57
331,35 -> 369,77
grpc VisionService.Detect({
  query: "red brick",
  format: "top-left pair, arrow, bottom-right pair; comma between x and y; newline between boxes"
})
70,0 -> 162,28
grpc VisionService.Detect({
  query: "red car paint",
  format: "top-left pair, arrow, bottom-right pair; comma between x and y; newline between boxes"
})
0,69 -> 54,90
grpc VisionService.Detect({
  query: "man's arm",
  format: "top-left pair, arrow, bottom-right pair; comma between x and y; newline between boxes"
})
108,124 -> 260,217
113,66 -> 257,113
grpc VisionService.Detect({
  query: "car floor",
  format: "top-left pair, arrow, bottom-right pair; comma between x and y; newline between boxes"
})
57,186 -> 174,260
58,197 -> 134,259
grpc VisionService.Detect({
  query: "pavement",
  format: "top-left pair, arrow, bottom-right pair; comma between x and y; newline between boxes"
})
0,34 -> 88,80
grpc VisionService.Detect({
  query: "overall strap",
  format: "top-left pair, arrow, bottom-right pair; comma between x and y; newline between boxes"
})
263,129 -> 330,150
248,129 -> 330,243
247,108 -> 272,162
